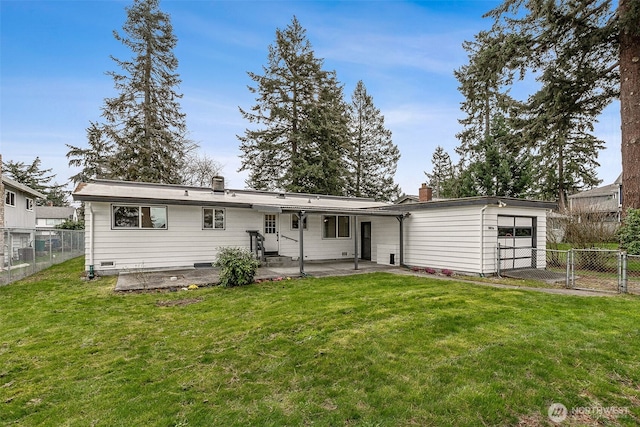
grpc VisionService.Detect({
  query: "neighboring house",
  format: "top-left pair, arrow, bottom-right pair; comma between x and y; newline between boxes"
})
36,206 -> 77,229
72,178 -> 555,277
2,175 -> 47,265
568,174 -> 622,223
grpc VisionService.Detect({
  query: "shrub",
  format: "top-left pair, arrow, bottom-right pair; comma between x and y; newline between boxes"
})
214,247 -> 261,287
441,269 -> 453,277
618,208 -> 640,255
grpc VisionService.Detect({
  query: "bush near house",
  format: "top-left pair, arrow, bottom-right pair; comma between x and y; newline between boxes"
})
214,247 -> 260,287
618,208 -> 640,255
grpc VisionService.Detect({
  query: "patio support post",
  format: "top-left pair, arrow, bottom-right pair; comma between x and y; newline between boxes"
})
353,215 -> 358,270
396,215 -> 405,266
299,211 -> 306,276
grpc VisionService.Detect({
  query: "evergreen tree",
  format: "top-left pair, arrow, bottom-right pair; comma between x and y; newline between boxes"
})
467,115 -> 533,198
346,80 -> 400,201
478,0 -> 639,208
66,122 -> 114,184
239,16 -> 343,193
287,74 -> 350,195
2,157 -> 54,194
425,146 -> 454,199
100,0 -> 191,184
2,157 -> 68,206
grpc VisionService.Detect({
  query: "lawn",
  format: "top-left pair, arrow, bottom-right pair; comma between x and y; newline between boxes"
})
1,258 -> 639,426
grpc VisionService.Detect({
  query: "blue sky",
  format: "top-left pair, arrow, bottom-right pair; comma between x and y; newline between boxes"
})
0,0 -> 621,196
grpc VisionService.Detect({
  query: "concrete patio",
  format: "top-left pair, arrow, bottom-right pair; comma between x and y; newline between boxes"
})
114,260 -> 401,291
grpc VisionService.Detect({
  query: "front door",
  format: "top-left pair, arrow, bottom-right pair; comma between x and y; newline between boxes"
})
361,222 -> 372,261
263,214 -> 279,254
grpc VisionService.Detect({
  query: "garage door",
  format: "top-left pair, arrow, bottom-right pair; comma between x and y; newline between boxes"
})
498,215 -> 536,270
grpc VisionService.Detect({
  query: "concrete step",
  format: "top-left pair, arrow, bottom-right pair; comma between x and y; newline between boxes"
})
264,255 -> 297,268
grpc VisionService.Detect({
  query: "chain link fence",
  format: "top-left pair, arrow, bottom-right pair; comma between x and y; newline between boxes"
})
1,228 -> 85,285
498,245 -> 639,294
626,254 -> 640,295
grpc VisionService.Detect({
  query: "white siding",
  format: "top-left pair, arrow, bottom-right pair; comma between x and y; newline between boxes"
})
278,214 -> 399,262
86,204 -> 401,273
4,188 -> 36,229
403,205 -> 549,275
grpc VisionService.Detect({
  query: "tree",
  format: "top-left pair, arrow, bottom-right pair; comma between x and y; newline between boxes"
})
99,0 -> 191,184
66,122 -> 114,184
287,75 -> 350,195
2,157 -> 54,194
619,0 -> 640,211
346,81 -> 400,201
181,152 -> 223,187
479,0 -> 639,209
2,157 -> 68,206
425,146 -> 454,199
238,16 -> 343,193
617,208 -> 640,254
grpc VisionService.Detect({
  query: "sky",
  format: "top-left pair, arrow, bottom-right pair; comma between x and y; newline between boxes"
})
0,0 -> 622,197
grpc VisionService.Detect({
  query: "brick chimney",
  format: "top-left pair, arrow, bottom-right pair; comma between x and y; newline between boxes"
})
418,183 -> 433,202
211,176 -> 225,192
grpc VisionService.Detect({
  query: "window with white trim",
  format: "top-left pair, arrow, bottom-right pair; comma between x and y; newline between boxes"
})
5,190 -> 16,207
112,205 -> 167,229
322,215 -> 350,238
291,213 -> 307,230
26,198 -> 34,211
203,208 -> 225,229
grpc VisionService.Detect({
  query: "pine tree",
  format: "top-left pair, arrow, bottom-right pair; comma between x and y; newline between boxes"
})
425,146 -> 454,199
467,115 -> 533,198
287,73 -> 350,195
479,0 -> 639,208
239,16 -> 343,193
66,122 -> 114,185
100,0 -> 191,184
346,81 -> 400,201
2,157 -> 68,206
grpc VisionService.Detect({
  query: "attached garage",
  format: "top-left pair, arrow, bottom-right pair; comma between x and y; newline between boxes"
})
395,197 -> 555,276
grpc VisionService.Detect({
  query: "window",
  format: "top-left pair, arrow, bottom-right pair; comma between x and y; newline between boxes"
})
5,190 -> 15,207
112,205 -> 167,229
323,215 -> 350,238
46,218 -> 64,226
291,213 -> 307,230
264,214 -> 277,234
26,198 -> 34,211
203,208 -> 225,229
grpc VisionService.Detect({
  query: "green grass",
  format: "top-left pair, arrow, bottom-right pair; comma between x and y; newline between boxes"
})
1,258 -> 639,426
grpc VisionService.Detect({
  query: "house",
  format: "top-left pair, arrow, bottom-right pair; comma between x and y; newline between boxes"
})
36,206 -> 77,229
72,178 -> 555,277
2,174 -> 47,265
568,174 -> 622,223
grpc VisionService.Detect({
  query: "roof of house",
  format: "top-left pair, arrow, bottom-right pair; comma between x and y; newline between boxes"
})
35,206 -> 75,219
2,175 -> 46,199
73,180 -> 404,217
386,196 -> 556,212
568,174 -> 621,200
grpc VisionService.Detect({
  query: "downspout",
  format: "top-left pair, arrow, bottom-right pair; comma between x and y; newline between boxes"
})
353,215 -> 359,270
88,202 -> 95,279
397,214 -> 408,267
479,205 -> 488,277
298,211 -> 306,276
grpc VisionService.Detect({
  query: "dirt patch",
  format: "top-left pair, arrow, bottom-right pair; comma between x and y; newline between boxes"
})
156,298 -> 203,307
